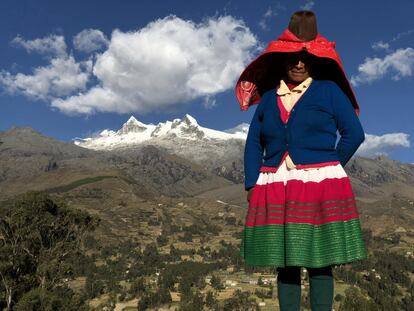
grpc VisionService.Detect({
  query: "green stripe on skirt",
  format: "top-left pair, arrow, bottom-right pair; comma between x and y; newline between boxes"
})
239,218 -> 367,268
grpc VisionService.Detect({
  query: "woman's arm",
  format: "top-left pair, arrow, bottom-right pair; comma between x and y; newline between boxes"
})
330,82 -> 365,167
244,102 -> 264,191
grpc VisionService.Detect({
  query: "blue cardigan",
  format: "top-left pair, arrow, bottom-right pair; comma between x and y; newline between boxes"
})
244,79 -> 365,191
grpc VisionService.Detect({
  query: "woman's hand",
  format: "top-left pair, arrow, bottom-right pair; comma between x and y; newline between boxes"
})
247,187 -> 254,202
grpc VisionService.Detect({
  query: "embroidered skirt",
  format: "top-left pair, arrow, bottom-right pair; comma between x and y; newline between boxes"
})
239,161 -> 367,268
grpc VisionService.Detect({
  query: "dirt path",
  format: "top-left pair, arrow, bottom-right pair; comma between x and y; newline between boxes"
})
114,298 -> 138,311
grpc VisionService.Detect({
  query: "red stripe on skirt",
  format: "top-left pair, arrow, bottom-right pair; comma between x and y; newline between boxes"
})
250,178 -> 355,207
286,206 -> 358,217
246,174 -> 359,227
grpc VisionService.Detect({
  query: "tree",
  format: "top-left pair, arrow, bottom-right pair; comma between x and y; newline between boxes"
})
157,231 -> 169,247
13,286 -> 88,311
334,293 -> 344,302
137,295 -> 151,311
0,191 -> 98,310
339,286 -> 376,311
178,290 -> 204,311
129,277 -> 146,296
169,244 -> 180,262
85,276 -> 105,299
158,285 -> 172,304
205,290 -> 218,309
210,274 -> 224,291
222,289 -> 258,311
178,278 -> 192,302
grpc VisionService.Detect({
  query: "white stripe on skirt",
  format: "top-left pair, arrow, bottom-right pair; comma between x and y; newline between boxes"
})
256,160 -> 348,185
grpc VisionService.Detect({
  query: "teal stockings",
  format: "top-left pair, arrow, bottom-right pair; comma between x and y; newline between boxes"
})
277,266 -> 333,311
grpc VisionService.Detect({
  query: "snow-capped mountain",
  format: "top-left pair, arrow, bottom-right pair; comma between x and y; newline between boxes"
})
74,114 -> 248,150
118,116 -> 148,135
73,114 -> 248,175
223,123 -> 250,136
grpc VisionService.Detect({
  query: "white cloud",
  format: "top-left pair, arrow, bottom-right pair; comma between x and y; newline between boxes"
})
356,133 -> 410,157
203,95 -> 217,109
258,20 -> 268,31
371,40 -> 390,51
351,48 -> 414,86
52,15 -> 259,115
0,56 -> 92,100
11,34 -> 67,58
390,29 -> 414,42
73,29 -> 109,53
370,29 -> 413,52
51,86 -> 119,115
264,8 -> 274,18
2,33 -> 93,101
300,1 -> 315,10
259,4 -> 285,31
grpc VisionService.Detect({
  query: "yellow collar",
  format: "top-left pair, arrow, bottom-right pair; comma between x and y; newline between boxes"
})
277,77 -> 313,96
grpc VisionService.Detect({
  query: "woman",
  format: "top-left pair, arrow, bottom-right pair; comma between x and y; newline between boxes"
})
235,11 -> 367,311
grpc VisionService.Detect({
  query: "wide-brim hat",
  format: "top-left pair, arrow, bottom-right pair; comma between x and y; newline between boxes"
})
235,11 -> 360,115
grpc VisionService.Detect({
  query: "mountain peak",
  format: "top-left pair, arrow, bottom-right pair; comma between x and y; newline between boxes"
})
181,114 -> 198,126
224,123 -> 250,135
125,115 -> 147,126
118,115 -> 148,134
126,115 -> 138,123
171,114 -> 199,129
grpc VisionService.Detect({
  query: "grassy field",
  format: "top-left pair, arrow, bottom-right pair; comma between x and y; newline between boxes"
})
47,175 -> 117,193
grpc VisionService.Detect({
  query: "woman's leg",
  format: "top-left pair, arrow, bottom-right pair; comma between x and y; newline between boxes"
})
276,266 -> 301,311
307,266 -> 334,311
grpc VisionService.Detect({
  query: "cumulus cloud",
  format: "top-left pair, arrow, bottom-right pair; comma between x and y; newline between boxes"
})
1,33 -> 93,101
0,56 -> 92,100
11,34 -> 67,58
51,86 -> 119,114
52,15 -> 259,115
351,48 -> 414,86
356,133 -> 410,157
73,29 -> 109,53
300,0 -> 315,10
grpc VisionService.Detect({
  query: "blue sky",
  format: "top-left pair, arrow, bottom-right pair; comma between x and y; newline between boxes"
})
0,0 -> 413,163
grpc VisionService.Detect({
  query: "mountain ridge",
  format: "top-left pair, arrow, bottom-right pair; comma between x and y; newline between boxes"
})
1,124 -> 413,204
73,113 -> 247,150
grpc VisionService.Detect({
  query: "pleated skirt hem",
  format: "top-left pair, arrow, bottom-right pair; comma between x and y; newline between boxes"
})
239,218 -> 368,268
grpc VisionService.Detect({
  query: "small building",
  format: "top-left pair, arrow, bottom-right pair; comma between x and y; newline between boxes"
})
225,279 -> 238,286
205,276 -> 212,284
170,291 -> 181,302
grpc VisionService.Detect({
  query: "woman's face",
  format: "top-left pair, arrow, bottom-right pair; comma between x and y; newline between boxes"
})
285,52 -> 312,83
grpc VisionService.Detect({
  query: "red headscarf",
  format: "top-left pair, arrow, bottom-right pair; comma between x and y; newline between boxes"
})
235,28 -> 360,115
